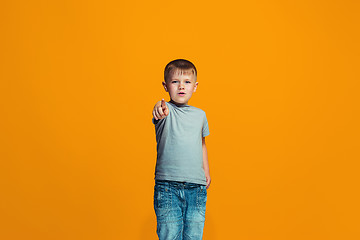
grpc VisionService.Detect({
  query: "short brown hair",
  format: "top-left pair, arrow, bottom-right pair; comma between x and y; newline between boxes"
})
164,59 -> 197,83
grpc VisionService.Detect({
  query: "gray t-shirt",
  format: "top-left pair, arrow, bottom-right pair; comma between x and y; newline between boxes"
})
152,101 -> 210,185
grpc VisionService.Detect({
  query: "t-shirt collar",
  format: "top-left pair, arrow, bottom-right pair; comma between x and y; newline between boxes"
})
168,100 -> 190,107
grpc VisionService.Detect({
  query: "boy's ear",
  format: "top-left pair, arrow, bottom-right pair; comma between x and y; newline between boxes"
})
162,81 -> 168,92
194,82 -> 198,92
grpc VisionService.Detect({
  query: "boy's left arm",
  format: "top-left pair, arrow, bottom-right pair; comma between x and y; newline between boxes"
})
202,137 -> 211,189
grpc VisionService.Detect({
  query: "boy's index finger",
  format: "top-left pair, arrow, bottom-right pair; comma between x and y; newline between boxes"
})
161,99 -> 169,116
161,99 -> 166,108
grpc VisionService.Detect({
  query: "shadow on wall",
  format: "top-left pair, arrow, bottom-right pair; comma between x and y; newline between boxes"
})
203,212 -> 216,239
141,213 -> 157,239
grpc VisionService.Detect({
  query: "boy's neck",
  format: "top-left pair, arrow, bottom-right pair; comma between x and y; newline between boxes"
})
169,99 -> 189,107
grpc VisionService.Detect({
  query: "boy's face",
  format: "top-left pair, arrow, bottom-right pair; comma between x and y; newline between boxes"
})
162,71 -> 198,106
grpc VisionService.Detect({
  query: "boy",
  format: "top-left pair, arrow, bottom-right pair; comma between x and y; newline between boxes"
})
152,59 -> 211,240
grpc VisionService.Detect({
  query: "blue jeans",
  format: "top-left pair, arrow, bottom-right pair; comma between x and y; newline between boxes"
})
153,180 -> 207,240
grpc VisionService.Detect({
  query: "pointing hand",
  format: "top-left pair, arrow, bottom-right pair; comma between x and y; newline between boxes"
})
153,99 -> 169,120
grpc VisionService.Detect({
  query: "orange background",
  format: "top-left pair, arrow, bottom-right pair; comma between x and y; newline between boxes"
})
1,0 -> 359,239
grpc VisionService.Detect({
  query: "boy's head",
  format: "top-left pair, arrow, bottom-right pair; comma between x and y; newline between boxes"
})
162,59 -> 198,106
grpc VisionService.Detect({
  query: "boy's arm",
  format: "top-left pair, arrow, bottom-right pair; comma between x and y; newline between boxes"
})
202,136 -> 211,189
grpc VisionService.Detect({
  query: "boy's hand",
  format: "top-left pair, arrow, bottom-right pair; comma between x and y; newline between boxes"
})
153,99 -> 169,120
206,174 -> 211,189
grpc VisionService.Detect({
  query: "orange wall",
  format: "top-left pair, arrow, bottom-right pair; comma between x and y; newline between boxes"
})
1,1 -> 359,239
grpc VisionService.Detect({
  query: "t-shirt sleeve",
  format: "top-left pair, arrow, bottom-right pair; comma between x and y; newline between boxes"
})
152,117 -> 159,125
202,113 -> 210,137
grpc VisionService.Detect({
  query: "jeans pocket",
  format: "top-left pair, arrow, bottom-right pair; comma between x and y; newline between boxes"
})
196,185 -> 207,217
154,184 -> 171,220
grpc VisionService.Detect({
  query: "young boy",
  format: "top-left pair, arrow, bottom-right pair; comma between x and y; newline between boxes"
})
152,59 -> 211,240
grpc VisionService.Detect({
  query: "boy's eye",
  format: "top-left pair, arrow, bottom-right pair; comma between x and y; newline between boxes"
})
171,80 -> 191,83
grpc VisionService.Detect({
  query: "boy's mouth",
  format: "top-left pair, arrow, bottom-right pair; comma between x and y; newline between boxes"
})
178,92 -> 186,96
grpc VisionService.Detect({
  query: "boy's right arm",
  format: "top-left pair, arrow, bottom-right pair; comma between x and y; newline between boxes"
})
152,99 -> 169,120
